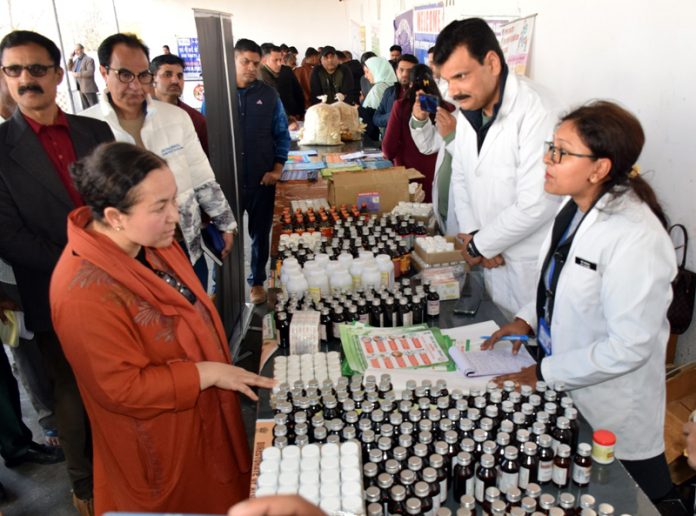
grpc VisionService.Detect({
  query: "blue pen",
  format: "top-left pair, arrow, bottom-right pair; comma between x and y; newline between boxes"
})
480,335 -> 530,341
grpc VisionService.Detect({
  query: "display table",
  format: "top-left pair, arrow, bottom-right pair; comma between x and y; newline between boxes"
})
271,141 -> 367,258
253,287 -> 659,514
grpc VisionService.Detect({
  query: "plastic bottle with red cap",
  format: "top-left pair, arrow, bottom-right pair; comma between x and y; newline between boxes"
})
591,429 -> 616,464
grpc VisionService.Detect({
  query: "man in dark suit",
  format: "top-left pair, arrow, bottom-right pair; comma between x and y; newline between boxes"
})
68,44 -> 98,109
0,30 -> 114,515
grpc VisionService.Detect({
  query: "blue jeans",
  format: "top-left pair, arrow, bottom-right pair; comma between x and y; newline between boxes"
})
243,186 -> 275,286
179,239 -> 209,291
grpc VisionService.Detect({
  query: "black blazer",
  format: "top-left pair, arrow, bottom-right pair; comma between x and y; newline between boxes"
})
0,109 -> 114,331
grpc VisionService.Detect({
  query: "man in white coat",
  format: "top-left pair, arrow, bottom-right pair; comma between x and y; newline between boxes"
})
433,18 -> 560,314
83,33 -> 237,292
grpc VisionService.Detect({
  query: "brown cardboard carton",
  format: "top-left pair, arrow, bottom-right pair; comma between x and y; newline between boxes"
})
414,235 -> 466,266
328,166 -> 424,213
664,361 -> 696,484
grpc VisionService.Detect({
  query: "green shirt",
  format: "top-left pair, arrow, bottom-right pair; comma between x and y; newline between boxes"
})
410,116 -> 456,227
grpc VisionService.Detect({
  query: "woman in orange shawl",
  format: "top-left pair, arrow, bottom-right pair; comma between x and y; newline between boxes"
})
50,142 -> 274,516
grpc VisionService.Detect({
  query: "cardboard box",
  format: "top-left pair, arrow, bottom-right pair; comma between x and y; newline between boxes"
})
328,166 -> 424,213
664,361 -> 696,484
415,236 -> 466,266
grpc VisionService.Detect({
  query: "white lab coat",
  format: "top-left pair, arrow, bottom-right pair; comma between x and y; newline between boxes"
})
83,94 -> 237,263
451,73 -> 561,314
409,117 -> 458,235
517,192 -> 677,460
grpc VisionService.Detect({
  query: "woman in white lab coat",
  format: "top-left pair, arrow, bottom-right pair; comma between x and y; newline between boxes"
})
485,100 -> 677,500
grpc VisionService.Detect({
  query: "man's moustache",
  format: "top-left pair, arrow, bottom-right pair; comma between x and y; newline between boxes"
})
18,84 -> 44,95
453,93 -> 470,101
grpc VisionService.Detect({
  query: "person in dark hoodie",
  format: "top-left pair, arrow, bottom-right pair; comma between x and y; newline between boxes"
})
309,45 -> 355,105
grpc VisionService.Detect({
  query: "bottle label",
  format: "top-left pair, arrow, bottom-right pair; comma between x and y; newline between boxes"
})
518,466 -> 530,489
391,312 -> 398,327
432,488 -> 440,511
498,471 -> 519,493
333,322 -> 341,338
320,324 -> 327,342
380,271 -> 390,288
359,314 -> 370,324
572,464 -> 591,485
537,459 -> 553,482
551,438 -> 560,454
474,477 -> 485,502
439,479 -> 447,503
465,476 -> 475,497
308,286 -> 321,303
352,276 -> 362,290
552,464 -> 568,486
403,312 -> 413,326
427,299 -> 440,316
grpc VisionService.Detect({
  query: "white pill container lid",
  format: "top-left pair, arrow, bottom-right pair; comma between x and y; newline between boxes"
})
320,497 -> 341,513
342,480 -> 362,497
322,442 -> 340,457
300,470 -> 320,485
321,483 -> 341,499
282,445 -> 301,460
341,467 -> 361,483
278,471 -> 299,487
302,444 -> 320,459
340,441 -> 360,456
259,460 -> 280,475
262,447 -> 281,461
256,472 -> 278,488
300,457 -> 320,472
276,484 -> 299,495
321,469 -> 341,485
280,458 -> 300,473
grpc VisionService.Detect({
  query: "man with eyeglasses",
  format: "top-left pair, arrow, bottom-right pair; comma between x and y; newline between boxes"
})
150,53 -> 208,156
0,29 -> 115,515
82,33 -> 237,292
433,18 -> 560,316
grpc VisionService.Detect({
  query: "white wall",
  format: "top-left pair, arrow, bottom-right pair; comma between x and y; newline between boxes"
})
115,0 -> 352,57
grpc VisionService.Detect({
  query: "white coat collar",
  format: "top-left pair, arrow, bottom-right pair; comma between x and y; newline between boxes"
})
476,73 -> 520,163
96,89 -> 156,125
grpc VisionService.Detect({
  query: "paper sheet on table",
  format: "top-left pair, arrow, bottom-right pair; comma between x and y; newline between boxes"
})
443,319 -> 535,377
449,346 -> 535,377
364,320 -> 537,392
441,320 -> 500,351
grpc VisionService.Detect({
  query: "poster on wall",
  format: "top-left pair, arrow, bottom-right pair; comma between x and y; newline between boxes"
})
176,37 -> 202,81
413,3 -> 444,64
371,24 -> 381,55
499,14 -> 536,76
351,20 -> 366,58
393,9 -> 414,55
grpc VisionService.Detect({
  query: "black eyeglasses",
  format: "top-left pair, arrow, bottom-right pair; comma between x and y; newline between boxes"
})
1,64 -> 58,78
545,141 -> 596,164
155,270 -> 197,304
106,66 -> 154,85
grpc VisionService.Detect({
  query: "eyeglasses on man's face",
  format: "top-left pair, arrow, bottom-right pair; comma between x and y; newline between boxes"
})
544,141 -> 596,164
1,64 -> 58,78
106,66 -> 154,85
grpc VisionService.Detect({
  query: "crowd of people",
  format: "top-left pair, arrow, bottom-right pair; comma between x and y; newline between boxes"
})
0,14 -> 692,516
